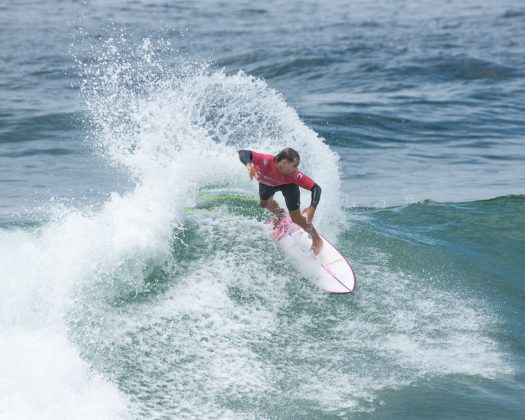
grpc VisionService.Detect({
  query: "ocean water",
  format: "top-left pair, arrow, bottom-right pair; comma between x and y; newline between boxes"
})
1,0 -> 524,418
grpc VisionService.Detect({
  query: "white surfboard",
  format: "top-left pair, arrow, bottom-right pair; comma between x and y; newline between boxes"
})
271,216 -> 356,294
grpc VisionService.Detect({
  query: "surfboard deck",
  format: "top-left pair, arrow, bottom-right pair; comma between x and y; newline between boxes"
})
271,216 -> 356,294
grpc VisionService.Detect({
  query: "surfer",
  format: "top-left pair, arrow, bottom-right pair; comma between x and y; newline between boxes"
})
238,147 -> 323,255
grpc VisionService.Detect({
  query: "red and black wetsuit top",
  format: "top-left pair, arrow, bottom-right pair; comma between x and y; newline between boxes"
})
238,150 -> 322,208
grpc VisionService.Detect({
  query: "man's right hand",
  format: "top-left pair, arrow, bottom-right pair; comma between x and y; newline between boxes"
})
246,163 -> 257,181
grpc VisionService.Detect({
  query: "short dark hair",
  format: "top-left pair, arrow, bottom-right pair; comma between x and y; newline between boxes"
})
275,147 -> 300,163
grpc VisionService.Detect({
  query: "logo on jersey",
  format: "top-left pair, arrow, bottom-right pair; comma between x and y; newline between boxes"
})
296,172 -> 303,180
257,171 -> 277,185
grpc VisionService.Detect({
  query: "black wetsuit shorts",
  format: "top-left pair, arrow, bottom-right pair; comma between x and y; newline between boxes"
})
259,183 -> 301,211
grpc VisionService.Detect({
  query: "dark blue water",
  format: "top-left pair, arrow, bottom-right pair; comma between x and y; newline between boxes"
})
1,1 -> 524,418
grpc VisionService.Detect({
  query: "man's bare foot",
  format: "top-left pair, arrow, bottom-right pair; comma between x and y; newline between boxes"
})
311,236 -> 323,255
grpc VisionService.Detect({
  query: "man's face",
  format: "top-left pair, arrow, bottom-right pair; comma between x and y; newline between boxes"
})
276,158 -> 300,176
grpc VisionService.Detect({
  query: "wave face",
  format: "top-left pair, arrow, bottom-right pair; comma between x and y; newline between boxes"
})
2,36 -> 346,418
1,0 -> 523,418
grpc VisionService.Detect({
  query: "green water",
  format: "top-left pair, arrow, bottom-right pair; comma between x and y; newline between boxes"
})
61,194 -> 524,418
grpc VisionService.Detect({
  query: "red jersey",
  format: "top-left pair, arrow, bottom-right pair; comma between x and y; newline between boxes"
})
251,151 -> 316,189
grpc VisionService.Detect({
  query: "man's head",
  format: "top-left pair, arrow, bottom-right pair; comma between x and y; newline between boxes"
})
275,147 -> 300,176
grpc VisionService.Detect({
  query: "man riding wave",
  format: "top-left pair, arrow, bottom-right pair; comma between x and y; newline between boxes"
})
238,147 -> 323,255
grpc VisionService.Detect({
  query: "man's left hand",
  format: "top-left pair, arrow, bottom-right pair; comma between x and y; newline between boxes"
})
302,206 -> 316,224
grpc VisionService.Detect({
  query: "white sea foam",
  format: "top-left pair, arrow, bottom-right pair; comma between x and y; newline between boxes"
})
0,329 -> 128,420
61,208 -> 514,418
1,35 -> 342,418
237,254 -> 514,415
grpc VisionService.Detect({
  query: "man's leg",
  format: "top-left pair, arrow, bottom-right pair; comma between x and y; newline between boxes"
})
260,197 -> 286,226
260,197 -> 284,214
282,184 -> 323,255
259,183 -> 285,219
289,210 -> 323,255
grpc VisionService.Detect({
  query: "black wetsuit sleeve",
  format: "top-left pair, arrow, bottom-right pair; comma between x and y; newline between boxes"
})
310,183 -> 322,208
238,150 -> 253,166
